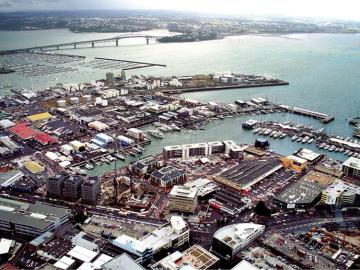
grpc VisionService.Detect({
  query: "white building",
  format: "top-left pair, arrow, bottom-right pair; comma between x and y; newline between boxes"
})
127,128 -> 145,141
212,223 -> 265,260
342,157 -> 360,177
169,185 -> 198,213
88,121 -> 109,131
112,216 -> 189,265
184,178 -> 217,197
321,180 -> 360,206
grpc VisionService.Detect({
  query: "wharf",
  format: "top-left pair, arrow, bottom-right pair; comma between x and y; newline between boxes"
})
277,104 -> 334,123
160,80 -> 289,93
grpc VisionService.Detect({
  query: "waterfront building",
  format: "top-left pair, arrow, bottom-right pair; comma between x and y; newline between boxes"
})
131,156 -> 158,175
91,133 -> 114,147
208,141 -> 225,155
212,223 -> 265,261
281,155 -> 308,173
163,145 -> 183,159
295,148 -> 321,163
182,143 -> 209,158
169,185 -> 198,213
342,157 -> 360,178
0,198 -> 70,237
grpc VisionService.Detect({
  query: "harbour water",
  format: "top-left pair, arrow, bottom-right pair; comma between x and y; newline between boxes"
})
1,30 -> 360,174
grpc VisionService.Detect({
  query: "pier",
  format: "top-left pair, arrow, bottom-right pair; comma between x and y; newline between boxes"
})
277,105 -> 334,123
94,57 -> 166,70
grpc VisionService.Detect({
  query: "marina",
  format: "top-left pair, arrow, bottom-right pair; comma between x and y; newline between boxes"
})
242,119 -> 360,157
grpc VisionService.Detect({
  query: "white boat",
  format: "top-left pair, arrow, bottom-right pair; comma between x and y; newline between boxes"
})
353,153 -> 359,157
319,143 -> 326,149
279,133 -> 287,139
297,137 -> 302,142
273,131 -> 282,138
270,131 -> 277,137
147,129 -> 164,139
348,151 -> 353,156
171,124 -> 181,131
291,135 -> 298,141
308,138 -> 314,144
85,163 -> 94,170
329,145 -> 336,152
259,128 -> 266,135
302,136 -> 310,143
264,129 -> 272,136
316,128 -> 325,134
115,153 -> 126,160
253,127 -> 262,133
324,145 -> 330,150
345,150 -> 350,155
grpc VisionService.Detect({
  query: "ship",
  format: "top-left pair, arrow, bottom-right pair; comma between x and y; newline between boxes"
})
242,119 -> 258,129
353,125 -> 360,138
147,129 -> 164,139
0,67 -> 15,74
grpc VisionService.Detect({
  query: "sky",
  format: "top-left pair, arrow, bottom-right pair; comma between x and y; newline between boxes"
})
0,0 -> 359,21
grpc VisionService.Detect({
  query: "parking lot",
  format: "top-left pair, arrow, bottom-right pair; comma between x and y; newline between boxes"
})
81,214 -> 159,238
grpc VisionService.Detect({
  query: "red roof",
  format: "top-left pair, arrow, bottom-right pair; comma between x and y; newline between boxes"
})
9,122 -> 37,140
34,132 -> 58,145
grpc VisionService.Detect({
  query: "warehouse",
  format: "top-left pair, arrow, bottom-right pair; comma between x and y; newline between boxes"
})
217,158 -> 283,190
0,136 -> 23,154
33,132 -> 58,145
88,121 -> 109,131
27,112 -> 53,122
91,133 -> 114,147
9,122 -> 37,140
0,119 -> 15,129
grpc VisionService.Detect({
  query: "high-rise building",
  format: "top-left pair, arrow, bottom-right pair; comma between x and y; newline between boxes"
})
120,70 -> 126,80
81,176 -> 101,204
63,176 -> 83,201
106,72 -> 114,85
46,173 -> 69,198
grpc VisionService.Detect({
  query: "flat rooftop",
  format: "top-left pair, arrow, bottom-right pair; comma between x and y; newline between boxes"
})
219,158 -> 283,188
343,157 -> 360,170
214,223 -> 264,249
275,178 -> 323,205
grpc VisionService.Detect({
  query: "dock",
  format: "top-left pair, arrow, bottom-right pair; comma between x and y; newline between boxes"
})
277,105 -> 334,123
